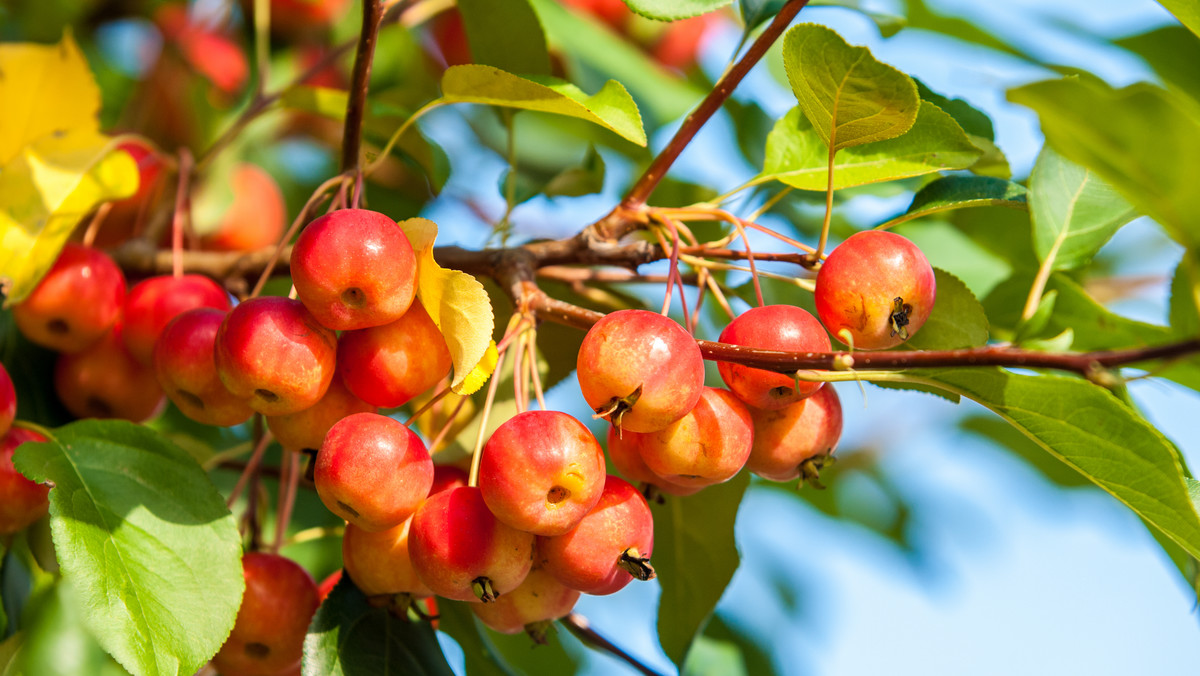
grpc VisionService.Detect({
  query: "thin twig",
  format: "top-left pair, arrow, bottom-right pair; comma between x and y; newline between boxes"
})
341,0 -> 384,175
562,613 -> 665,676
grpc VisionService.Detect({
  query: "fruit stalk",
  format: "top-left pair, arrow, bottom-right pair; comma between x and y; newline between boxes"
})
341,0 -> 384,175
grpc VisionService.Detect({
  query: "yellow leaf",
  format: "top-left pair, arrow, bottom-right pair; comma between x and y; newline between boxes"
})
0,33 -> 139,305
453,341 -> 499,396
398,218 -> 497,392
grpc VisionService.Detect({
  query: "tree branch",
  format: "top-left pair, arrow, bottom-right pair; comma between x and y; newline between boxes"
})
561,613 -> 665,676
342,0 -> 385,175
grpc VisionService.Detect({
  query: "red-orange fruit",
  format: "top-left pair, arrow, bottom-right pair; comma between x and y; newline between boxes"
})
636,387 -> 753,488
55,325 -> 164,422
470,566 -> 580,638
212,553 -> 319,676
266,374 -> 374,454
342,517 -> 433,598
13,244 -> 126,354
0,428 -> 50,535
154,308 -> 254,427
123,274 -> 231,367
337,301 -> 451,408
748,385 -> 843,482
717,305 -> 830,410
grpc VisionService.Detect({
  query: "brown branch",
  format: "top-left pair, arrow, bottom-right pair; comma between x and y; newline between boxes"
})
562,613 -> 665,676
342,0 -> 384,174
615,0 -> 811,217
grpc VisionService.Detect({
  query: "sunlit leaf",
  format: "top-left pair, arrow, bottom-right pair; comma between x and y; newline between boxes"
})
782,23 -> 919,151
458,0 -> 552,75
654,472 -> 749,668
1008,78 -> 1200,249
400,218 -> 496,393
742,0 -> 905,36
1155,0 -> 1200,38
625,0 -> 730,21
903,268 -> 988,350
1116,24 -> 1200,108
1028,146 -> 1137,271
440,65 -> 647,146
881,175 -> 1027,230
12,420 -> 243,676
761,102 -> 980,190
1170,251 -> 1200,338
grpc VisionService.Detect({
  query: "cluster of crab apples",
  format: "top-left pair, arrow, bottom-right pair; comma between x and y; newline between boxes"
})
2,203 -> 936,674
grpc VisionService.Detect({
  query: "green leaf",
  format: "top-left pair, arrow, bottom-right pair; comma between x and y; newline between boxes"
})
458,0 -> 552,75
1170,251 -> 1200,338
440,66 -> 647,146
761,102 -> 981,190
503,145 -> 607,203
1008,78 -> 1200,249
303,575 -> 453,676
1116,24 -> 1200,109
915,80 -> 995,141
882,175 -> 1027,230
742,0 -> 904,37
435,601 -> 514,676
1156,0 -> 1200,38
625,0 -> 729,21
1013,290 -> 1056,345
782,23 -> 919,151
1028,146 -> 1137,271
14,580 -> 127,676
902,0 -> 1031,61
12,420 -> 243,676
653,471 -> 748,668
903,268 -> 988,350
911,369 -> 1200,561
959,414 -> 1091,489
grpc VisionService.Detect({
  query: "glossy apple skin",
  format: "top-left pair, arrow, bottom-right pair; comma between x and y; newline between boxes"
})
337,301 -> 451,408
748,385 -> 843,482
538,476 -> 654,595
0,428 -> 50,535
123,274 -> 231,367
815,231 -> 937,350
430,465 -> 469,496
291,209 -> 418,331
212,553 -> 319,676
315,412 -> 433,532
636,387 -> 753,488
55,325 -> 164,422
576,309 -> 705,433
480,411 -> 606,536
409,486 -> 534,602
201,164 -> 286,253
154,308 -> 255,427
605,426 -> 702,497
0,364 -> 15,438
266,374 -> 374,454
342,517 -> 433,598
470,566 -> 580,635
215,297 -> 338,416
13,244 -> 126,354
717,305 -> 831,409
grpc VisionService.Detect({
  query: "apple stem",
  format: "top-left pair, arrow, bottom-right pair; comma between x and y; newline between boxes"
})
729,216 -> 764,307
170,148 -> 193,280
404,384 -> 454,428
249,174 -> 345,299
513,331 -> 528,414
468,332 -> 513,488
562,613 -> 666,676
526,331 -> 547,411
272,449 -> 303,554
227,426 -> 273,509
81,202 -> 112,248
427,394 -> 470,454
340,0 -> 384,177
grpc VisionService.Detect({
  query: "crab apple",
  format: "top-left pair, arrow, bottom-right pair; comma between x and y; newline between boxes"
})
337,301 -> 451,408
605,426 -> 700,497
13,244 -> 125,354
637,387 -> 753,488
431,464 -> 469,496
748,385 -> 843,483
200,164 -> 286,253
815,231 -> 937,350
561,0 -> 631,30
342,518 -> 433,598
269,0 -> 352,32
266,374 -> 374,454
471,566 -> 580,641
409,486 -> 534,602
55,325 -> 164,422
214,296 -> 337,416
427,9 -> 472,67
154,308 -> 254,427
480,410 -> 607,536
315,412 -> 433,531
576,309 -> 704,434
123,274 -> 231,367
290,208 -> 417,331
538,476 -> 655,596
717,305 -> 830,410
651,13 -> 720,71
0,428 -> 50,535
0,364 -> 15,438
96,139 -> 167,247
212,552 -> 319,676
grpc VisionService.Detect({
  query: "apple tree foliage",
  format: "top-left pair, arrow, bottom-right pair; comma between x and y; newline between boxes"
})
2,0 -> 1200,674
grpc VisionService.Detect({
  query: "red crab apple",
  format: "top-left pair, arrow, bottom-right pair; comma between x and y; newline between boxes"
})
480,410 -> 607,536
291,208 -> 417,331
55,324 -> 164,422
430,464 -> 469,496
815,230 -> 936,350
96,139 -> 167,247
748,385 -> 843,484
651,12 -> 721,70
123,274 -> 231,367
538,476 -> 655,595
154,308 -> 254,427
636,387 -> 753,488
337,301 -> 451,408
717,304 -> 830,410
212,552 -> 319,676
0,364 -> 15,438
576,309 -> 704,433
605,426 -> 700,497
314,412 -> 433,531
0,428 -> 50,535
561,0 -> 630,30
409,485 -> 534,602
342,517 -> 433,598
200,164 -> 286,253
266,373 -> 374,454
471,565 -> 581,641
214,296 -> 337,416
13,244 -> 125,354
269,0 -> 352,33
